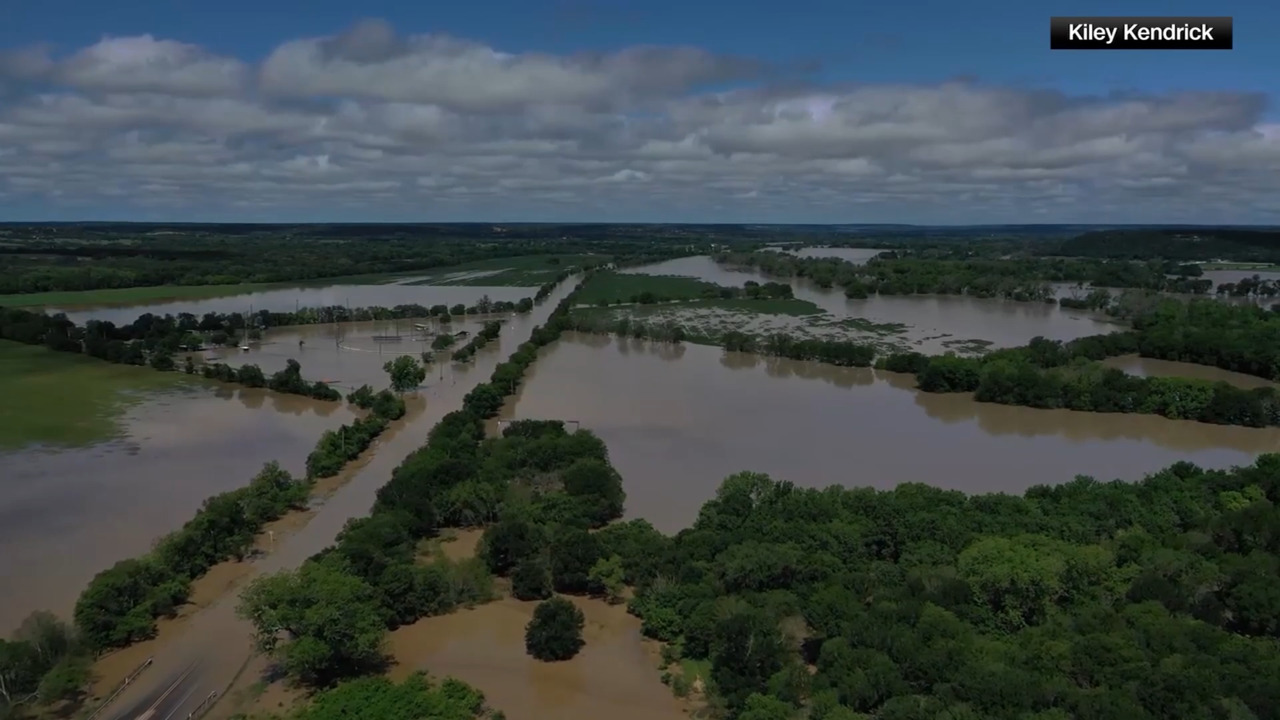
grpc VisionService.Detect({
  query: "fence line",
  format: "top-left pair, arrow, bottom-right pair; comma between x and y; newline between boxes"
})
186,690 -> 219,719
85,656 -> 154,720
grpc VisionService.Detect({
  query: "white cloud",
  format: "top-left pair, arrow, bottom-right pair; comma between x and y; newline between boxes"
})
0,21 -> 1277,221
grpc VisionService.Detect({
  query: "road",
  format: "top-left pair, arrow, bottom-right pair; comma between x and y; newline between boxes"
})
107,660 -> 215,720
101,280 -> 579,720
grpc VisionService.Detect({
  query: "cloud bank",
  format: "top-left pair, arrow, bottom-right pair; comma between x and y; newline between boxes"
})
0,19 -> 1277,222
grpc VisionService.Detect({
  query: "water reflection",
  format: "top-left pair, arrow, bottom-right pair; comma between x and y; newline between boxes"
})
501,333 -> 1280,534
0,383 -> 359,632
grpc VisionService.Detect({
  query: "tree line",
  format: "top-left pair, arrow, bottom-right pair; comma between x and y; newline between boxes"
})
450,321 -> 504,363
1,277 -> 578,718
714,250 -> 1230,301
0,226 -> 704,296
614,457 -> 1280,719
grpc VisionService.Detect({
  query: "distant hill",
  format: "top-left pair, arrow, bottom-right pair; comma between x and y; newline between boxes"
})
1056,227 -> 1280,262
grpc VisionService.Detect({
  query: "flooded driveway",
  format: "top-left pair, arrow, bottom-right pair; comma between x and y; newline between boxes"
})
499,333 -> 1280,533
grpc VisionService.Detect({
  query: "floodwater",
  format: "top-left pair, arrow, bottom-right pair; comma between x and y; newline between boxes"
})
390,596 -> 684,720
0,385 -> 360,633
1103,355 -> 1279,390
622,256 -> 1117,350
204,315 -> 504,391
49,283 -> 535,325
98,278 -> 583,718
786,246 -> 884,263
498,333 -> 1280,534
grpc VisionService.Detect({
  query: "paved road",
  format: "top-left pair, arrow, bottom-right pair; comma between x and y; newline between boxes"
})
107,660 -> 215,720
96,281 -> 579,720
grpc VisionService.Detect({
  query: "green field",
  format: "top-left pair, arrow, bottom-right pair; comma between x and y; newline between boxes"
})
0,272 -> 422,308
402,254 -> 606,287
574,271 -> 728,305
0,341 -> 193,449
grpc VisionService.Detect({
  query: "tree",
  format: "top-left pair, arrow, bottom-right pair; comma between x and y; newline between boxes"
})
237,559 -> 388,685
383,355 -> 427,394
524,597 -> 585,661
588,555 -> 625,604
512,555 -> 553,601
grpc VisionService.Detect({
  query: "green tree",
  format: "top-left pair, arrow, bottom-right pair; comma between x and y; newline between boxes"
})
524,597 -> 585,661
383,355 -> 427,394
511,555 -> 553,601
588,555 -> 625,604
237,559 -> 388,685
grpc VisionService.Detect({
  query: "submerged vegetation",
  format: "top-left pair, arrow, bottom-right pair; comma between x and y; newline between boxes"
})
0,339 -> 188,449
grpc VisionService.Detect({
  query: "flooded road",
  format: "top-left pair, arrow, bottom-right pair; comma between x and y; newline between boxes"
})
499,333 -> 1280,534
0,386 -> 359,633
622,256 -> 1117,349
100,278 -> 581,719
49,283 -> 535,325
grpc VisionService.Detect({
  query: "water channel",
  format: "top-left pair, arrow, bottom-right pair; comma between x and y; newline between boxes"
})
499,332 -> 1280,534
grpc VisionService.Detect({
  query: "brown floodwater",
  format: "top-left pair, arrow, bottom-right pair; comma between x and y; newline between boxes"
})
49,283 -> 536,325
0,385 -> 360,634
389,596 -> 685,720
1102,355 -> 1279,390
622,255 -> 1117,350
203,315 -> 505,392
498,333 -> 1280,534
98,279 -> 583,717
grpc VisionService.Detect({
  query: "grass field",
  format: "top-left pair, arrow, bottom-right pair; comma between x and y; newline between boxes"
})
0,272 -> 423,308
574,271 -> 727,305
0,341 -> 193,449
402,254 -> 607,287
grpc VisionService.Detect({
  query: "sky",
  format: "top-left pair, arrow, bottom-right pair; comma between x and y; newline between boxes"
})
0,0 -> 1277,224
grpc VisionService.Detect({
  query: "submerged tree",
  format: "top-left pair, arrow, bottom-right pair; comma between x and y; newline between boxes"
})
383,355 -> 427,394
524,597 -> 585,662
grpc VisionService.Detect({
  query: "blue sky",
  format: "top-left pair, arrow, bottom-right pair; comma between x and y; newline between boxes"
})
0,0 -> 1276,223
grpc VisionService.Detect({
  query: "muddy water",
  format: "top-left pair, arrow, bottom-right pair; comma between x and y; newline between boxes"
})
787,246 -> 884,263
1201,268 -> 1280,286
622,256 -> 1117,350
101,279 -> 583,716
49,284 -> 535,325
204,316 -> 505,391
0,386 -> 359,633
498,333 -> 1280,534
1102,355 -> 1280,390
390,596 -> 684,720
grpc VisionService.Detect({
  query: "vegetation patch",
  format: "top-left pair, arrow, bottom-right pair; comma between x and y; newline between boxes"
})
0,340 -> 191,449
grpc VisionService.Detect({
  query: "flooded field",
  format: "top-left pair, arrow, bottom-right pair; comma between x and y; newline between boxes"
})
48,283 -> 536,325
499,333 -> 1280,533
0,385 -> 360,633
203,315 -> 505,391
389,597 -> 684,720
621,256 -> 1117,350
